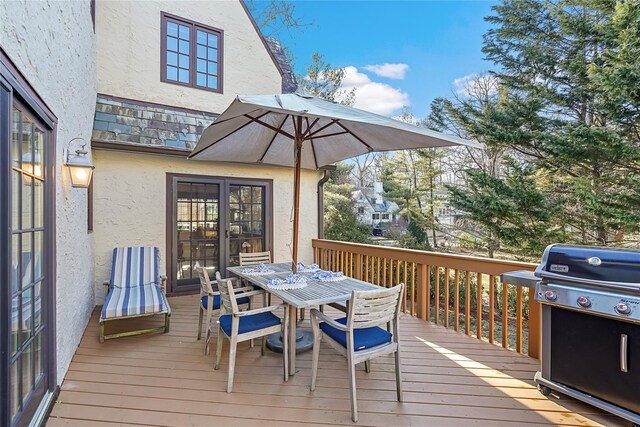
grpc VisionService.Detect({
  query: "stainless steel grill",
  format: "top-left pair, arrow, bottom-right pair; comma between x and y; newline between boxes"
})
503,244 -> 640,425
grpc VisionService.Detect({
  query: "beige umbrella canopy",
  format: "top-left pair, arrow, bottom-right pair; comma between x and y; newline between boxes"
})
189,93 -> 480,272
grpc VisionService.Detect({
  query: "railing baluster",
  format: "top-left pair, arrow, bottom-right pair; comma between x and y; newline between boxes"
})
502,282 -> 509,349
444,267 -> 450,328
383,258 -> 387,288
489,274 -> 495,344
476,272 -> 483,340
516,285 -> 523,353
376,257 -> 381,286
395,260 -> 400,287
435,267 -> 440,325
403,261 -> 408,314
355,253 -> 362,280
365,255 -> 369,282
465,271 -> 471,336
410,262 -> 416,317
454,269 -> 460,332
419,263 -> 427,321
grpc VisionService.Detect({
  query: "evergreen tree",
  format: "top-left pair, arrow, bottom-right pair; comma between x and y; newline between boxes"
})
323,176 -> 372,244
297,53 -> 355,104
430,0 -> 640,256
481,0 -> 640,246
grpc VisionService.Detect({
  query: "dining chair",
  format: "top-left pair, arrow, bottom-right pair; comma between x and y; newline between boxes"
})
239,250 -> 272,306
310,284 -> 404,422
214,271 -> 289,392
195,263 -> 252,355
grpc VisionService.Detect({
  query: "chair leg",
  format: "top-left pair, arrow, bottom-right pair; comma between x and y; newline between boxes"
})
99,322 -> 105,343
348,358 -> 358,422
205,329 -> 211,356
197,308 -> 203,340
364,360 -> 371,373
311,316 -> 322,391
164,313 -> 171,334
227,337 -> 238,393
214,327 -> 224,370
395,349 -> 403,402
261,336 -> 267,356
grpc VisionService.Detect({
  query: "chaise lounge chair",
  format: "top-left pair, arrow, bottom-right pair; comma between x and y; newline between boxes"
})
99,246 -> 171,342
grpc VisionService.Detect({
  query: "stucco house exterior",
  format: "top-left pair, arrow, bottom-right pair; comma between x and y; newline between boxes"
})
353,182 -> 400,228
0,2 -> 319,426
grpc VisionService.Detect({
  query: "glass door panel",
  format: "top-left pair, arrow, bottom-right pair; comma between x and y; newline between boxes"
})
228,184 -> 266,267
8,104 -> 47,426
175,180 -> 220,291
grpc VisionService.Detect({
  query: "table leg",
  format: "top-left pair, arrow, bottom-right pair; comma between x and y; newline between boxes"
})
289,304 -> 297,376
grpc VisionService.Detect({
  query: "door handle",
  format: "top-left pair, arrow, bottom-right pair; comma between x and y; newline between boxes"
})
620,334 -> 628,373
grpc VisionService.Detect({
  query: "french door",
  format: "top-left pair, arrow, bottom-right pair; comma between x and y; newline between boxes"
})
1,68 -> 55,427
169,175 -> 271,293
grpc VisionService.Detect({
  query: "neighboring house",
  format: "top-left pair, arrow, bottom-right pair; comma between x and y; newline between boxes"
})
353,182 -> 400,227
0,2 -> 319,426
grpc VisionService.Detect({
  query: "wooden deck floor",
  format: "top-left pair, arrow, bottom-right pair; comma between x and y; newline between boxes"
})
47,295 -> 628,427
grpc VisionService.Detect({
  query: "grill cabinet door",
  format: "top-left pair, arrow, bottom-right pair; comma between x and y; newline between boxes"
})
550,307 -> 640,414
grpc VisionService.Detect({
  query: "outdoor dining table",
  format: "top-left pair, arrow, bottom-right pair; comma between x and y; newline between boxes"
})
227,262 -> 379,376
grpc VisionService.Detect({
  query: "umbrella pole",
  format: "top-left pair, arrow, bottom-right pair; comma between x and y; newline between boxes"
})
291,128 -> 303,274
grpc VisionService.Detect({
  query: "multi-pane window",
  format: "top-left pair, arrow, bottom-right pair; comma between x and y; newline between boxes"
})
161,13 -> 223,92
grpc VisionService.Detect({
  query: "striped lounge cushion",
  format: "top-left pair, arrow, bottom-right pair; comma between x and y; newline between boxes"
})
110,246 -> 159,288
101,284 -> 170,320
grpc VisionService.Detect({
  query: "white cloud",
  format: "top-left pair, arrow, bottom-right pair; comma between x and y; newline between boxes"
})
338,66 -> 410,116
362,63 -> 410,80
453,73 -> 498,97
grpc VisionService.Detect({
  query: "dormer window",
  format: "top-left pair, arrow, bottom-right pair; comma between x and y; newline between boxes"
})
161,12 -> 223,93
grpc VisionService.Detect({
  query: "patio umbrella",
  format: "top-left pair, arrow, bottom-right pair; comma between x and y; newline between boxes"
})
189,92 -> 480,272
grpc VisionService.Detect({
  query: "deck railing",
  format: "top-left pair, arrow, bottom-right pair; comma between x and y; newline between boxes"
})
312,239 -> 541,359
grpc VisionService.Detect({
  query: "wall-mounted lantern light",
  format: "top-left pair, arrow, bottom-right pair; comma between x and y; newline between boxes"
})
65,138 -> 94,188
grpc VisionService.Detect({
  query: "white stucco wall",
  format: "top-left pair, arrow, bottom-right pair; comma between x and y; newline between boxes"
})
96,0 -> 282,113
92,150 -> 320,303
0,2 -> 97,383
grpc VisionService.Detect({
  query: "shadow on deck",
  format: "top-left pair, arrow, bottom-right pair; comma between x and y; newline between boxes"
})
47,295 -> 627,426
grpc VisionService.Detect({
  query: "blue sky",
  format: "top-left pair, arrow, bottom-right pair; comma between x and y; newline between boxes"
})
271,1 -> 498,119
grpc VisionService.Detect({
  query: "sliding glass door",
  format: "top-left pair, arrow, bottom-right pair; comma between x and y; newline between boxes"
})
169,175 -> 271,293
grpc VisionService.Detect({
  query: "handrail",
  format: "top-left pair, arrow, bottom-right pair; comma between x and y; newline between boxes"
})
312,239 -> 541,359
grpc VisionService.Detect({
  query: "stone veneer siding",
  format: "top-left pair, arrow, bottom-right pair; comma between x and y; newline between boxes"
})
92,95 -> 218,150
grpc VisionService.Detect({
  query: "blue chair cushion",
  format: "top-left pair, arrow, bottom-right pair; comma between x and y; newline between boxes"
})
319,317 -> 392,351
219,311 -> 281,336
201,294 -> 250,310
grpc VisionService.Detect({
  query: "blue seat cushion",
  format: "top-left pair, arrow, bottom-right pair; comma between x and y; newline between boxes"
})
320,317 -> 392,351
219,311 -> 281,336
201,294 -> 250,310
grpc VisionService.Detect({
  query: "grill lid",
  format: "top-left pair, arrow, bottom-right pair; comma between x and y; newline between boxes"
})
535,244 -> 640,285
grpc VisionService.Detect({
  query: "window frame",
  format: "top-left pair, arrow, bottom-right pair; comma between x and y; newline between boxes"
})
160,12 -> 224,94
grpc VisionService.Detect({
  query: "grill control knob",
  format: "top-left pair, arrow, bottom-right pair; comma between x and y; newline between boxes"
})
577,296 -> 591,308
615,302 -> 632,315
544,290 -> 557,301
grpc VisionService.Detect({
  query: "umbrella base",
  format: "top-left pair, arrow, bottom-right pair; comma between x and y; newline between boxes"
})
265,329 -> 314,354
